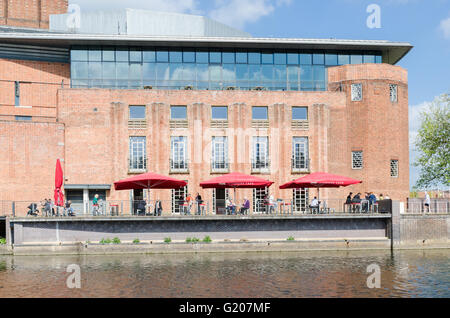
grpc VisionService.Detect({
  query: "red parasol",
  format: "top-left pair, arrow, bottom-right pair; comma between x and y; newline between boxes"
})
54,159 -> 64,207
114,172 -> 187,190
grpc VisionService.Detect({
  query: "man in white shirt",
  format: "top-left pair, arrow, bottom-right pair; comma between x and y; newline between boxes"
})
424,192 -> 431,213
309,197 -> 320,214
269,194 -> 276,214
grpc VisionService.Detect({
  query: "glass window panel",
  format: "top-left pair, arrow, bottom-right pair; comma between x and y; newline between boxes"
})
261,52 -> 274,64
274,65 -> 286,82
292,107 -> 308,120
212,106 -> 228,120
287,66 -> 299,90
300,65 -> 313,81
325,54 -> 338,66
351,55 -> 363,64
338,54 -> 350,65
364,55 -> 376,63
313,53 -> 324,65
169,51 -> 182,63
116,49 -> 129,62
274,53 -> 287,65
129,63 -> 142,79
248,52 -> 261,64
222,52 -> 235,64
156,50 -> 169,62
71,62 -> 88,79
102,49 -> 115,62
129,106 -> 146,119
223,64 -> 236,81
236,51 -> 248,64
143,50 -> 156,62
183,64 -> 196,81
156,63 -> 170,81
287,53 -> 299,65
171,106 -> 187,119
102,62 -> 116,79
313,65 -> 325,81
236,64 -> 249,80
196,51 -> 209,63
261,65 -> 274,82
183,51 -> 195,63
88,62 -> 102,79
249,65 -> 261,82
209,65 -> 222,81
143,63 -> 156,80
209,51 -> 222,64
88,48 -> 101,62
170,63 -> 183,81
376,55 -> 382,63
116,63 -> 129,80
71,49 -> 88,61
252,106 -> 268,120
129,49 -> 142,63
300,54 -> 312,65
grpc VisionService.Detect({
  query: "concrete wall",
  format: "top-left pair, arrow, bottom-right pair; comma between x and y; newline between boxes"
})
10,215 -> 391,244
398,214 -> 450,247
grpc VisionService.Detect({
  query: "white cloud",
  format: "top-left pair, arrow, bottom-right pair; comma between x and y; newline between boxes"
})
209,0 -> 291,29
439,16 -> 450,39
71,0 -> 201,14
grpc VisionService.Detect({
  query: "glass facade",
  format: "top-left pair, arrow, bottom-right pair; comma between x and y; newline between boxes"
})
70,46 -> 382,91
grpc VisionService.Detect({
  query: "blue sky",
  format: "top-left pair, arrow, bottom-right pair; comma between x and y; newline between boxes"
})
71,0 -> 450,189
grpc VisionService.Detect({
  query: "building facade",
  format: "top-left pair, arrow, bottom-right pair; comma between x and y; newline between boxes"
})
0,2 -> 412,215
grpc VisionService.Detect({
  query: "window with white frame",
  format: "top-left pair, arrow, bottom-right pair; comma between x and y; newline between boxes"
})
293,189 -> 309,213
252,136 -> 270,171
352,151 -> 363,169
212,136 -> 228,171
351,83 -> 363,101
171,136 -> 188,171
171,184 -> 187,214
390,160 -> 399,177
253,187 -> 269,213
390,84 -> 398,103
292,137 -> 309,171
129,137 -> 147,171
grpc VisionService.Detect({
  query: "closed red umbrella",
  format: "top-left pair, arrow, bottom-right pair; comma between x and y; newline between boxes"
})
54,159 -> 64,207
200,172 -> 273,189
280,172 -> 362,201
114,172 -> 187,190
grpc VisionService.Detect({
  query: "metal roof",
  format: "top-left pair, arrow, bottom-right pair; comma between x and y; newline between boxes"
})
0,32 -> 413,64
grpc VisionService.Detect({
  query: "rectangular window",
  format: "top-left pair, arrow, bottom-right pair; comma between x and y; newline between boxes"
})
212,106 -> 228,120
129,106 -> 146,119
171,106 -> 187,120
390,84 -> 398,103
352,151 -> 363,169
222,52 -> 235,64
292,137 -> 309,171
183,51 -> 196,63
236,51 -> 248,64
248,52 -> 261,64
292,107 -> 308,121
252,106 -> 268,120
212,136 -> 229,172
325,54 -> 338,66
351,83 -> 363,101
390,160 -> 399,177
15,115 -> 32,121
293,188 -> 309,213
171,136 -> 188,172
261,52 -> 274,64
351,55 -> 363,64
287,53 -> 299,65
252,136 -> 270,172
172,184 -> 188,214
300,54 -> 312,65
129,137 -> 147,172
253,187 -> 269,213
14,81 -> 20,106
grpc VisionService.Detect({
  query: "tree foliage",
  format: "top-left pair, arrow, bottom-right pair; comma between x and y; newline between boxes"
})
414,94 -> 450,188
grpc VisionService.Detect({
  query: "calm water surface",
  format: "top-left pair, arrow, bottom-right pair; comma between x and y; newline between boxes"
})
0,250 -> 449,298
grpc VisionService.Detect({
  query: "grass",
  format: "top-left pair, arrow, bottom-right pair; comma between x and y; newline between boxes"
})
112,237 -> 121,244
186,237 -> 200,243
287,236 -> 295,241
0,238 -> 6,245
164,237 -> 172,244
99,238 -> 112,245
133,238 -> 140,244
202,236 -> 212,243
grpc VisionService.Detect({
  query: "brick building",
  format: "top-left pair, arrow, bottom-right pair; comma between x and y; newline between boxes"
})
0,5 -> 412,215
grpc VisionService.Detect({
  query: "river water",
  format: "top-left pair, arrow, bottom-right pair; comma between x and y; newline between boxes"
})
0,249 -> 448,298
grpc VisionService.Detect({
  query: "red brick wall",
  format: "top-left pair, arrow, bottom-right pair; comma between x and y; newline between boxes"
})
0,0 -> 68,29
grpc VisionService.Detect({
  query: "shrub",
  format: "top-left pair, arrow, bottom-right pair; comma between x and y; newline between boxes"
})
0,238 -> 6,245
287,236 -> 295,241
191,237 -> 200,243
164,237 -> 172,243
202,236 -> 212,243
133,238 -> 140,244
186,237 -> 192,243
100,238 -> 112,245
112,237 -> 121,244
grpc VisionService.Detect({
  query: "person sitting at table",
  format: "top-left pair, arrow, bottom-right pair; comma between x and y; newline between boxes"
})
309,197 -> 320,214
369,193 -> 377,210
226,198 -> 236,215
379,194 -> 384,201
240,198 -> 250,215
137,200 -> 146,216
351,193 -> 362,212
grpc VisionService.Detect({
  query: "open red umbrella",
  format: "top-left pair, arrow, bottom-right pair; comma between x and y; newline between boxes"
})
280,172 -> 362,200
200,172 -> 273,189
114,172 -> 187,190
54,159 -> 64,207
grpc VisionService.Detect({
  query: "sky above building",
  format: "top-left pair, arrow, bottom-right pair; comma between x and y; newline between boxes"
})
70,0 -> 450,189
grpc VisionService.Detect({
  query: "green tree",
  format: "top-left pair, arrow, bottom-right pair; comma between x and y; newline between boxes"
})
414,94 -> 450,188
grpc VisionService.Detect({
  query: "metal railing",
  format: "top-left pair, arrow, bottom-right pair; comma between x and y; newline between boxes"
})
170,159 -> 189,173
406,198 -> 450,214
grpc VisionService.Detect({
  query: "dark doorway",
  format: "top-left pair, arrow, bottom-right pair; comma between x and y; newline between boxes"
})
215,188 -> 226,215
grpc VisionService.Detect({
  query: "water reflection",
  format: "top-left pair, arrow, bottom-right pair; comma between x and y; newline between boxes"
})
0,250 -> 448,298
